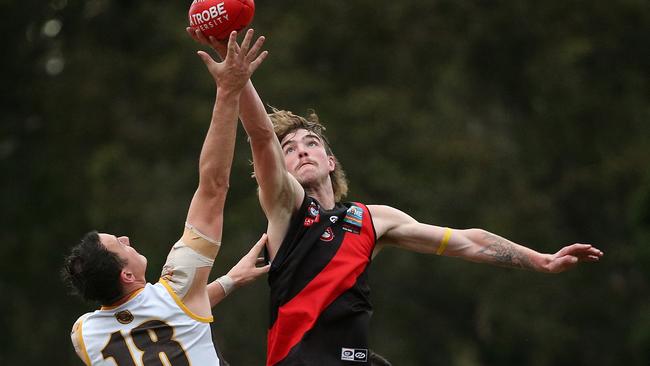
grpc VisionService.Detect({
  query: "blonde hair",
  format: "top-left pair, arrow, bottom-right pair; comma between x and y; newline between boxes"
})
268,108 -> 349,202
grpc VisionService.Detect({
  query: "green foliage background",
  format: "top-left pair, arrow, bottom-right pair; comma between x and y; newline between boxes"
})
1,0 -> 648,365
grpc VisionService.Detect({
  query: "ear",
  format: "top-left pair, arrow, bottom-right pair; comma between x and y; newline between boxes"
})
120,269 -> 136,285
327,155 -> 336,173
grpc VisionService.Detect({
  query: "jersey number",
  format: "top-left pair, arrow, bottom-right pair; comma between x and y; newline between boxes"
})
101,320 -> 190,365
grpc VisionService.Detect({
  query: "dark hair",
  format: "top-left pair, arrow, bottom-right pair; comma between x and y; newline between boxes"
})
61,231 -> 126,304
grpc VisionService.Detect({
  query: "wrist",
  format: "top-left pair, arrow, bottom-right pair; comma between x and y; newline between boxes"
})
216,88 -> 242,100
215,275 -> 236,296
536,253 -> 553,273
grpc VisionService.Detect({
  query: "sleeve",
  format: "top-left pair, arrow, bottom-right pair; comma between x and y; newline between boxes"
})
70,314 -> 92,366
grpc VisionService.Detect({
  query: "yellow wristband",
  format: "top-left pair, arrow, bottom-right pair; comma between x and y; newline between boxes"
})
436,228 -> 452,255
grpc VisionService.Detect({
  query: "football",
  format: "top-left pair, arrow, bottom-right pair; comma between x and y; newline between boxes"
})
188,0 -> 255,40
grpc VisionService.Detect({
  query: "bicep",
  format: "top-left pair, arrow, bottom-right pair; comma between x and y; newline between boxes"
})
379,220 -> 452,254
186,188 -> 226,242
257,170 -> 304,260
372,205 -> 474,256
252,138 -> 304,215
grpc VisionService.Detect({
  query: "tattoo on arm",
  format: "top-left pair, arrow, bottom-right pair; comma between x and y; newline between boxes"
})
477,233 -> 535,270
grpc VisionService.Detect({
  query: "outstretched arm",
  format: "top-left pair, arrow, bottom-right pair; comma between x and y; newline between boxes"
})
187,28 -> 304,260
178,30 -> 267,316
370,205 -> 603,273
207,234 -> 271,307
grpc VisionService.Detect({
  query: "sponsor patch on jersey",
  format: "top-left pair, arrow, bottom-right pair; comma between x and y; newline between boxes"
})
320,227 -> 334,242
115,310 -> 134,324
342,224 -> 360,234
341,348 -> 368,362
343,205 -> 363,227
342,205 -> 363,234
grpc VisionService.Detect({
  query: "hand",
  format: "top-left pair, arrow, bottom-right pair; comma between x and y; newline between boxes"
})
226,233 -> 271,288
196,29 -> 267,92
186,27 -> 228,59
544,243 -> 604,273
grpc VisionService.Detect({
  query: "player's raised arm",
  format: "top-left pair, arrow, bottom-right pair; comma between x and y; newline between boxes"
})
175,30 -> 267,317
370,205 -> 604,273
187,28 -> 305,259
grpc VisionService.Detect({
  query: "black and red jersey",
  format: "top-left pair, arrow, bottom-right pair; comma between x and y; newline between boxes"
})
267,195 -> 377,365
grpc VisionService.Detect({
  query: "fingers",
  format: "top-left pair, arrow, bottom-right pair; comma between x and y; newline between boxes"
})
196,50 -> 216,67
560,243 -> 591,255
226,31 -> 240,60
244,233 -> 267,257
254,233 -> 268,247
249,50 -> 269,73
186,27 -> 199,41
240,28 -> 255,55
257,264 -> 271,273
247,35 -> 266,58
561,243 -> 604,259
187,27 -> 210,46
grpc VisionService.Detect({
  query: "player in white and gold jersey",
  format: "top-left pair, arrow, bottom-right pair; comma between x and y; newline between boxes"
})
62,29 -> 269,366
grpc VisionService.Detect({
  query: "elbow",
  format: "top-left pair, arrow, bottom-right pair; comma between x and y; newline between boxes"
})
198,162 -> 231,190
198,176 -> 230,198
463,228 -> 488,243
248,126 -> 276,143
446,228 -> 487,258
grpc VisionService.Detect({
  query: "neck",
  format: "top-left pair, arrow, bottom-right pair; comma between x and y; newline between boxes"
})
105,284 -> 146,308
121,279 -> 146,299
305,185 -> 336,210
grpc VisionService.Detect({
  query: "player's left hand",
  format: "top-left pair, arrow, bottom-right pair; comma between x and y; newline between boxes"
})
196,29 -> 267,92
226,233 -> 271,288
544,243 -> 604,273
186,27 -> 228,60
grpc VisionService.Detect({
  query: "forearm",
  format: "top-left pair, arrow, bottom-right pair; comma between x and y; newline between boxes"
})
197,90 -> 240,192
236,80 -> 299,211
239,81 -> 272,135
460,229 -> 551,272
207,271 -> 241,308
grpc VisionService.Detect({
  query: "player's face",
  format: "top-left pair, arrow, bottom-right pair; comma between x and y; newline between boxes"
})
99,233 -> 147,280
280,129 -> 335,186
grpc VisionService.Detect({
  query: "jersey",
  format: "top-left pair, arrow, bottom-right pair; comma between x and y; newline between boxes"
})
267,196 -> 377,365
73,280 -> 220,366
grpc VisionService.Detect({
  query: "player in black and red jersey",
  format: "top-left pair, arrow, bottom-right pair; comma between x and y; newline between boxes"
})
188,30 -> 604,366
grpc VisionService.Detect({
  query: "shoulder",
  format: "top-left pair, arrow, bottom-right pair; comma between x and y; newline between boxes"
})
367,204 -> 419,244
368,205 -> 416,226
71,312 -> 93,331
71,313 -> 93,365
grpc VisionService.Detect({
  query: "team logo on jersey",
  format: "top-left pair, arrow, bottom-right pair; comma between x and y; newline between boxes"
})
329,216 -> 338,223
320,227 -> 334,242
341,348 -> 368,362
303,202 -> 320,226
115,310 -> 134,324
308,202 -> 320,218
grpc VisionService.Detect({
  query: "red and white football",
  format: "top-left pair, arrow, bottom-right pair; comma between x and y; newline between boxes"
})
188,0 -> 255,40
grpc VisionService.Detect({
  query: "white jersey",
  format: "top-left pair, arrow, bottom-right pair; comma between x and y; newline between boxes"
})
73,280 -> 219,366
